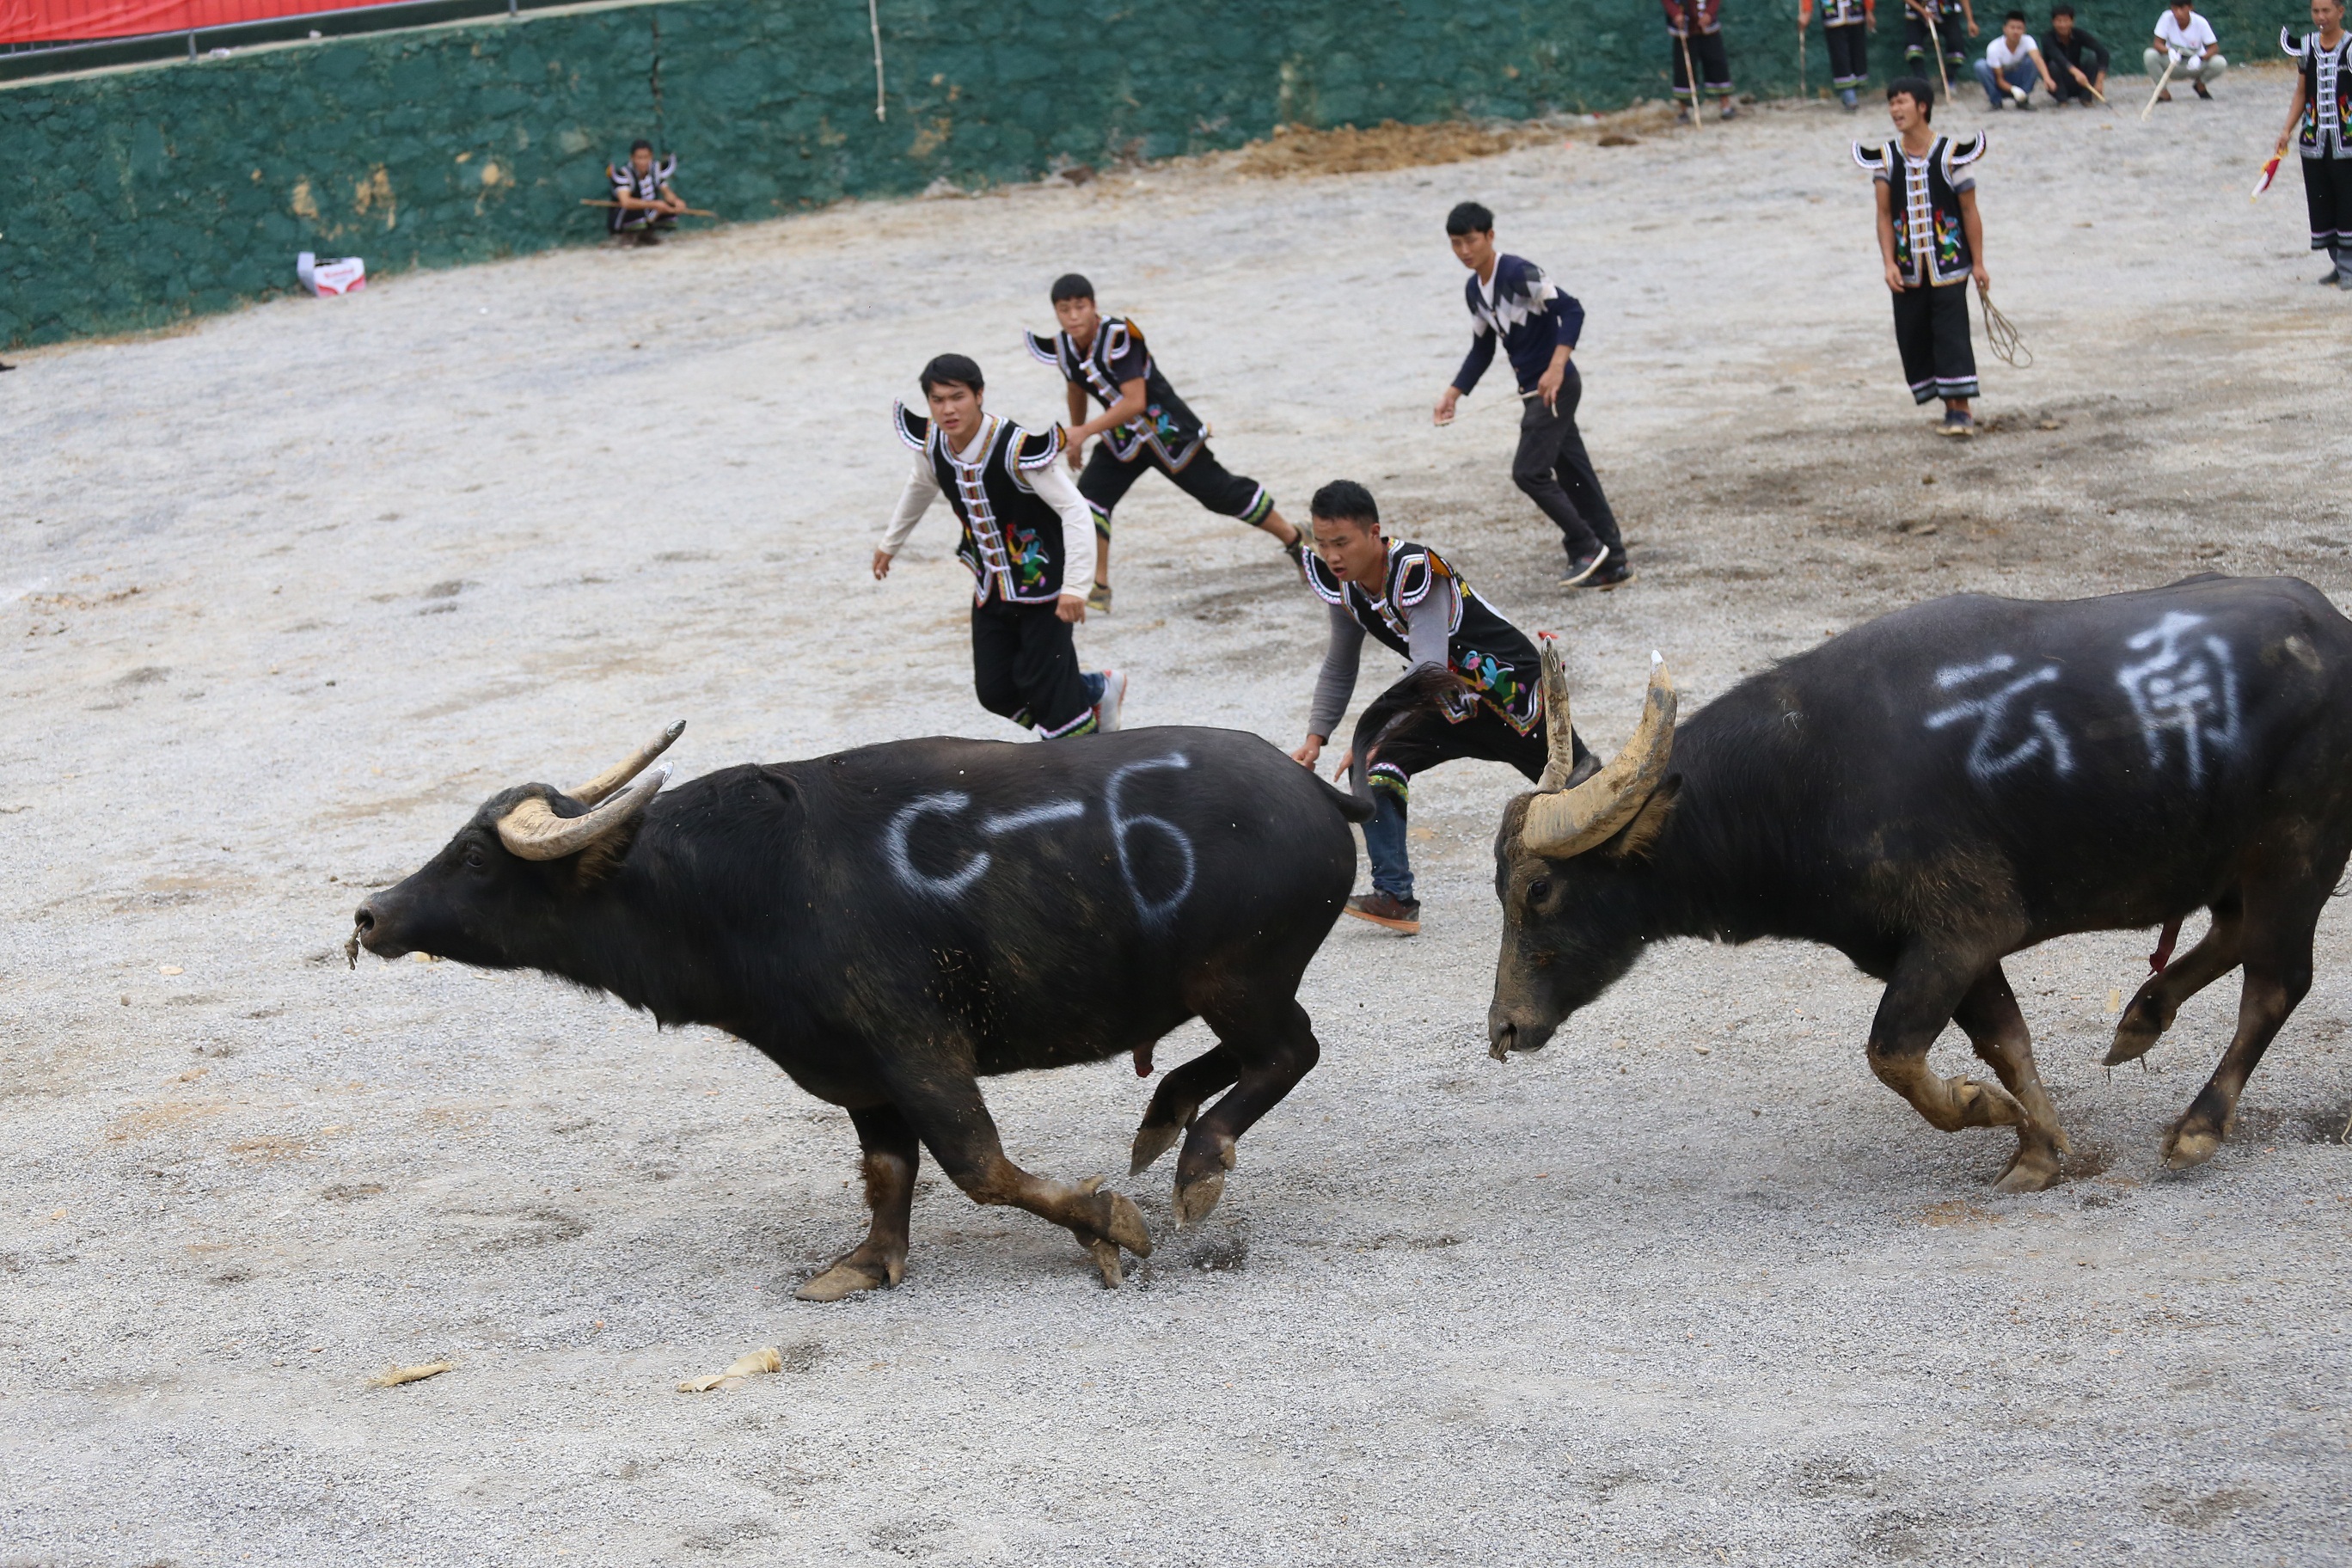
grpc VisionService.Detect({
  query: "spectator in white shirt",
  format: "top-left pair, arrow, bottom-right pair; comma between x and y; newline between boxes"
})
1976,11 -> 2060,105
2145,1 -> 2226,98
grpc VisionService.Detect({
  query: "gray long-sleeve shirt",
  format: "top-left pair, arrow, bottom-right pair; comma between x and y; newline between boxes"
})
1307,577 -> 1458,739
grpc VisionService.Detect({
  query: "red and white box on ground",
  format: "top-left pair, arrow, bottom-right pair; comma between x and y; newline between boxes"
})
296,252 -> 366,297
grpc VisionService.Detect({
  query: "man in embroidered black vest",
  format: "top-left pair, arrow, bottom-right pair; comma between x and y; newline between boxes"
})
1435,202 -> 1631,590
608,140 -> 685,245
1855,78 -> 1991,438
1289,481 -> 1595,936
873,354 -> 1125,738
1024,275 -> 1301,615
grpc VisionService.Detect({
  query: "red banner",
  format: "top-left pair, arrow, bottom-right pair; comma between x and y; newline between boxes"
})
3,0 -> 395,46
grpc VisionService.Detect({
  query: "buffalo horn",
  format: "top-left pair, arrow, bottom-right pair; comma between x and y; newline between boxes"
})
496,765 -> 671,861
1534,640 -> 1579,792
571,720 -> 687,805
1520,652 -> 1676,860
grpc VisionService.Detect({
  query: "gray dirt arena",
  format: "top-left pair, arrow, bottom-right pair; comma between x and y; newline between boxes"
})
7,78 -> 2352,1567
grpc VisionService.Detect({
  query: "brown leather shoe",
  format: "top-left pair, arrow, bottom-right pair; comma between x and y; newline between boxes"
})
1344,891 -> 1422,934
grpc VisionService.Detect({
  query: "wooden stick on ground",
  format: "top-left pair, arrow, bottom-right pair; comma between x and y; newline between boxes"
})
579,199 -> 720,217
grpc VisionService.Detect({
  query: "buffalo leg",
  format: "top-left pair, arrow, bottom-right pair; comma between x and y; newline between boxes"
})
889,1073 -> 1152,1289
796,1103 -> 922,1302
1130,1044 -> 1241,1175
1174,1001 -> 1321,1227
2110,897 -> 2244,1066
1865,943 -> 2030,1144
1951,965 -> 2071,1192
2162,880 -> 2329,1168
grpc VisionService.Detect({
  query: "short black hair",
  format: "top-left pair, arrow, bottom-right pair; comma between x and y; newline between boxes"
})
1308,480 -> 1380,530
919,353 -> 985,395
630,138 -> 653,155
2049,3 -> 2073,15
1049,273 -> 1094,303
2002,9 -> 2026,21
1888,75 -> 1936,118
1444,201 -> 1493,237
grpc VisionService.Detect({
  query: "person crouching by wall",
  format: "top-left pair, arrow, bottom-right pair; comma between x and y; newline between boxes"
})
609,141 -> 686,245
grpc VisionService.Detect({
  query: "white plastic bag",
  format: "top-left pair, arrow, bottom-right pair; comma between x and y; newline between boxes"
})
296,251 -> 367,297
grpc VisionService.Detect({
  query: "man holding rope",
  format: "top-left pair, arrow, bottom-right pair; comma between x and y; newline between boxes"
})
2275,0 -> 2351,285
1434,203 -> 1631,590
1856,77 -> 1992,438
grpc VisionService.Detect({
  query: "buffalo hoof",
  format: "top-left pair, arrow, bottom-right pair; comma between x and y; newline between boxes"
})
1130,1118 -> 1185,1176
794,1261 -> 891,1302
1954,1075 -> 2028,1129
1085,1236 -> 1126,1289
1993,1145 -> 2064,1193
2162,1122 -> 2224,1169
1173,1168 -> 1226,1228
1075,1177 -> 1154,1259
2105,998 -> 2166,1066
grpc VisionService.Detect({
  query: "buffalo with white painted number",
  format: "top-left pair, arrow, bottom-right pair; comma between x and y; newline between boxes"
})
1485,574 -> 2352,1189
350,725 -> 1369,1298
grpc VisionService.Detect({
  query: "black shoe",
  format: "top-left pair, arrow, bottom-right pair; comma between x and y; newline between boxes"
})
1584,562 -> 1636,591
1344,891 -> 1421,934
2320,268 -> 2345,287
1559,548 -> 1607,588
2192,80 -> 2212,99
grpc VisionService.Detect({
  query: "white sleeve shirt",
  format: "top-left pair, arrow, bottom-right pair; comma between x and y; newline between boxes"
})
2152,10 -> 2215,54
878,425 -> 1099,596
1986,33 -> 2039,68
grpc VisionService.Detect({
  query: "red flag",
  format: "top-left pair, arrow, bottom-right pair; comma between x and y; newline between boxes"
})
2251,151 -> 2283,200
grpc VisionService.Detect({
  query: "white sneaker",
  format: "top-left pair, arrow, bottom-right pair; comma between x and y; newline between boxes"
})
1095,669 -> 1127,732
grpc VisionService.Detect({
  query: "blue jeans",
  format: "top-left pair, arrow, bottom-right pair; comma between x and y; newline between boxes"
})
1362,787 -> 1414,903
1974,57 -> 2038,106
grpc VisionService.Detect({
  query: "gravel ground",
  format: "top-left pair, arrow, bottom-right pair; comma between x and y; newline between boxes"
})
6,72 -> 2350,1567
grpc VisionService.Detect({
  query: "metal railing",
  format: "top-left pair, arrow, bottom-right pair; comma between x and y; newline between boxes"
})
2,0 -> 569,81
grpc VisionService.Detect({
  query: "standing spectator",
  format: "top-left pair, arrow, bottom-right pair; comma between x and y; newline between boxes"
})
2275,0 -> 2351,284
1853,77 -> 1991,438
1664,0 -> 1739,121
2044,4 -> 2112,103
2145,0 -> 2226,100
1801,0 -> 1878,111
608,141 -> 685,245
1977,11 -> 2060,106
1905,0 -> 1980,89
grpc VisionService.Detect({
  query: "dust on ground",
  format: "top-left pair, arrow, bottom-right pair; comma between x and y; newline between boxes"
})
5,70 -> 2351,1566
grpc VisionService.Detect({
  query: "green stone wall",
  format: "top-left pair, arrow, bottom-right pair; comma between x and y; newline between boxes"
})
0,0 -> 2294,348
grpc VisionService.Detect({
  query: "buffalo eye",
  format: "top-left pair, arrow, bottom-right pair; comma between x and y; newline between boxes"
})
462,842 -> 488,872
1527,877 -> 1552,908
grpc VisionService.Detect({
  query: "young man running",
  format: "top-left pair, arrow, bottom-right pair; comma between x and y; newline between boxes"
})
873,353 -> 1124,738
1025,275 -> 1301,614
1801,0 -> 1879,111
1289,481 -> 1593,936
1434,203 -> 1631,590
2276,0 -> 2352,284
1855,78 -> 1991,437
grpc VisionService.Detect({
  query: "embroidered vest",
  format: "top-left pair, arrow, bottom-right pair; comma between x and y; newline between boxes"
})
1853,132 -> 1986,287
1817,0 -> 1867,23
2284,28 -> 2352,157
1023,319 -> 1206,469
1304,539 -> 1545,734
893,405 -> 1069,605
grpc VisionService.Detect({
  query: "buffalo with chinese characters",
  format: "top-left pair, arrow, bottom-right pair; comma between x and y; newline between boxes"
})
1485,575 -> 2352,1188
349,724 -> 1370,1296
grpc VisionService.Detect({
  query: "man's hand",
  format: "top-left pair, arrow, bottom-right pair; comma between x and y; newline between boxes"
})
1066,440 -> 1083,471
1290,736 -> 1325,769
1966,15 -> 1980,34
1056,592 -> 1087,624
1536,358 -> 1566,410
1329,748 -> 1355,781
1433,386 -> 1461,426
872,548 -> 894,581
2069,64 -> 2088,83
1972,260 -> 1991,289
1883,258 -> 1907,292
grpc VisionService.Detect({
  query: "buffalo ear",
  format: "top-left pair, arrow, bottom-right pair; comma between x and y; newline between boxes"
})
571,818 -> 641,886
1604,775 -> 1681,862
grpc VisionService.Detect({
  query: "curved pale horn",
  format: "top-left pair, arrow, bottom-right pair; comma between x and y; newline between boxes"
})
1534,639 -> 1579,792
572,720 -> 686,807
497,766 -> 671,862
1520,653 -> 1676,860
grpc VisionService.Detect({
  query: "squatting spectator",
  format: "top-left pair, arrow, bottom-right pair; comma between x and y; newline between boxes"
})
1977,11 -> 2060,106
2145,0 -> 2226,99
609,140 -> 686,244
2045,4 -> 2112,103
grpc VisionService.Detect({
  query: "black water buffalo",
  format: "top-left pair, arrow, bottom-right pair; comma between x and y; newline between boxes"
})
351,723 -> 1369,1296
1485,575 -> 2352,1189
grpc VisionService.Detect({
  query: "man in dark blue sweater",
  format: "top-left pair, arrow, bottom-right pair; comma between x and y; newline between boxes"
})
1434,203 -> 1631,590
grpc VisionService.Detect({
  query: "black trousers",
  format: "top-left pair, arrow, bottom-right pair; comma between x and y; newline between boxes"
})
971,597 -> 1094,738
1077,441 -> 1273,540
2304,156 -> 2352,251
1669,28 -> 1734,96
1903,9 -> 1968,73
1357,691 -> 1592,903
1891,282 -> 1978,405
2047,62 -> 2104,101
1825,21 -> 1870,87
1512,364 -> 1625,566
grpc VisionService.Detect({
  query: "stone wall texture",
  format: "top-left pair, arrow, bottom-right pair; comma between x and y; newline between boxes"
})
0,0 -> 2293,347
